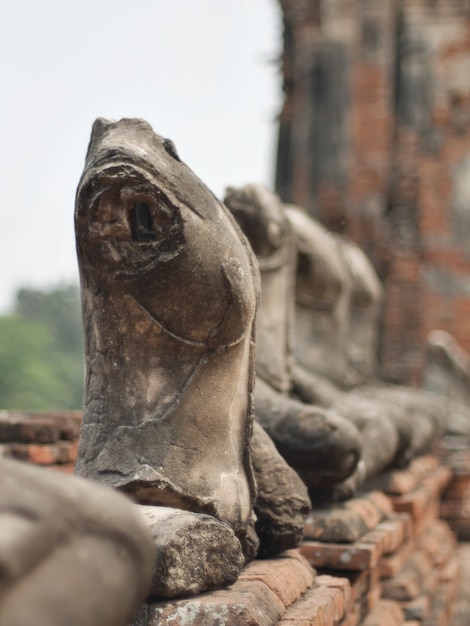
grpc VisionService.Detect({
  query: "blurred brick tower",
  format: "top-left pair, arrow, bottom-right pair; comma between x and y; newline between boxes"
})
274,0 -> 470,385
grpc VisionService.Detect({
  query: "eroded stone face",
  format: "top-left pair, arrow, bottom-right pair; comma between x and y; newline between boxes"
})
74,118 -> 259,558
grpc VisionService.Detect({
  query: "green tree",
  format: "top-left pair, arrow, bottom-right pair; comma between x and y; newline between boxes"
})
0,284 -> 84,409
15,284 -> 83,352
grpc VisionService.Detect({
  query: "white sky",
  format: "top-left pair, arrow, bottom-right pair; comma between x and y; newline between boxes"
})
0,0 -> 281,313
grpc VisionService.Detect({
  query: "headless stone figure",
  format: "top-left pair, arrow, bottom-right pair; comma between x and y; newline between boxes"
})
283,205 -> 415,491
424,330 -> 470,436
286,206 -> 446,478
425,330 -> 470,404
74,118 -> 260,559
336,240 -> 448,450
0,457 -> 154,626
224,184 -> 362,492
338,239 -> 383,380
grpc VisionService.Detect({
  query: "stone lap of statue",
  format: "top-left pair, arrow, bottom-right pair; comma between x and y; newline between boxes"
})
251,421 -> 311,557
224,184 -> 362,494
285,205 -> 447,481
74,118 -> 260,559
0,457 -> 154,626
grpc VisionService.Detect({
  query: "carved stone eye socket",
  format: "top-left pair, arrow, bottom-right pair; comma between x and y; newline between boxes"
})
130,202 -> 157,241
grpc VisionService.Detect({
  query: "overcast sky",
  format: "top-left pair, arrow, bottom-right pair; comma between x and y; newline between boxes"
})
0,0 -> 281,313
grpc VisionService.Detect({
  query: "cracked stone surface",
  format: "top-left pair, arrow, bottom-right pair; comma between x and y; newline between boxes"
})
74,118 -> 260,559
0,457 -> 154,626
138,506 -> 245,598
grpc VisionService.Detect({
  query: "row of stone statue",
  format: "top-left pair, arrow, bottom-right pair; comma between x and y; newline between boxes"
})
75,118 -> 453,557
1,118 -> 464,626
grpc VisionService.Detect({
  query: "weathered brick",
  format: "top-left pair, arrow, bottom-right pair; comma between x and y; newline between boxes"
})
49,462 -> 75,474
338,599 -> 364,626
388,587 -> 425,624
448,544 -> 470,626
148,579 -> 285,626
300,539 -> 380,572
412,499 -> 440,539
365,492 -> 393,517
0,413 -> 60,444
367,582 -> 382,612
381,551 -> 433,602
389,486 -> 430,520
440,553 -> 460,583
360,599 -> 404,626
382,457 -> 439,496
423,580 -> 457,626
389,466 -> 451,529
359,514 -> 409,562
303,508 -> 368,544
379,541 -> 413,579
444,519 -> 470,540
239,550 -> 315,609
416,520 -> 457,567
4,443 -> 60,465
343,496 -> 383,530
335,569 -> 372,606
303,493 -> 388,545
378,515 -> 411,554
442,475 -> 470,500
316,575 -> 351,619
278,582 -> 345,626
1,440 -> 79,466
440,498 -> 470,520
0,410 -> 82,444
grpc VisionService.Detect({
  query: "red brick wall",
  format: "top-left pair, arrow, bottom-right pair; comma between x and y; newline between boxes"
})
275,0 -> 470,384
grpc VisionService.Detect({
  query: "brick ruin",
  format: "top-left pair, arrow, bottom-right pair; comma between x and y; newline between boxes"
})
4,117 -> 470,623
1,410 -> 470,625
3,3 -> 470,624
275,0 -> 470,385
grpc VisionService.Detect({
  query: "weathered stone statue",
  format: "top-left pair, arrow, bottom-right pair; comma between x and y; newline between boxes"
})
224,184 -> 363,493
285,205 -> 446,473
284,205 -> 360,390
335,236 -> 447,455
74,118 -> 259,559
258,202 -> 406,492
337,238 -> 384,380
423,331 -> 470,436
0,457 -> 154,626
227,187 -> 428,496
424,329 -> 470,406
251,421 -> 310,557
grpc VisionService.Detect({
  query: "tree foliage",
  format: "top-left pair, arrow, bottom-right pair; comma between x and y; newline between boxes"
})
0,284 -> 84,409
